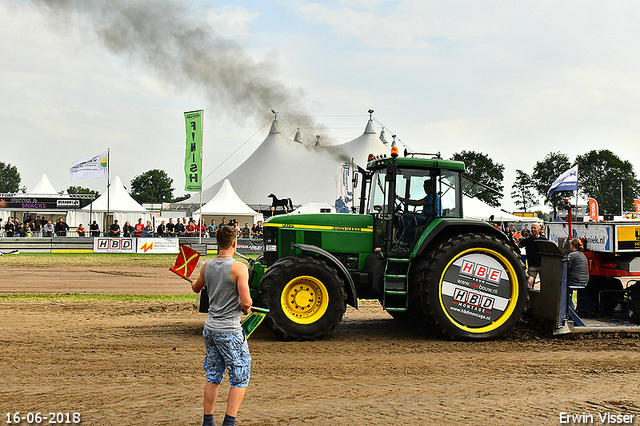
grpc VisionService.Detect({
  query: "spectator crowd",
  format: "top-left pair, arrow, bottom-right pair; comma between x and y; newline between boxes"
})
1,215 -> 264,240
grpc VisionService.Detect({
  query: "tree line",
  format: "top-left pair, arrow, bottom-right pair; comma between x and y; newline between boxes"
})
453,149 -> 640,217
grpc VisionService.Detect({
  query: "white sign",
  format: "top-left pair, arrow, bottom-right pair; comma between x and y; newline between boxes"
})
546,223 -> 612,252
136,237 -> 179,254
93,238 -> 135,253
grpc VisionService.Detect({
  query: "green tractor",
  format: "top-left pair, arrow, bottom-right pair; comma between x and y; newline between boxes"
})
249,151 -> 527,340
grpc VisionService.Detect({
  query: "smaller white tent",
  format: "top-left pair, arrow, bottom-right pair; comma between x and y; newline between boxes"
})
196,179 -> 263,226
291,201 -> 336,214
31,174 -> 58,195
67,176 -> 150,229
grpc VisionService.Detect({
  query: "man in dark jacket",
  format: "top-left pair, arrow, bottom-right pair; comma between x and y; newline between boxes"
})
518,223 -> 546,288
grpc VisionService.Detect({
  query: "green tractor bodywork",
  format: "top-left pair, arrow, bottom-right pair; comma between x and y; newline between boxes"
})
249,153 -> 527,341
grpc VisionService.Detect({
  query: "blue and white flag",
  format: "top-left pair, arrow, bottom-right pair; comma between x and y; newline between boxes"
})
547,165 -> 578,197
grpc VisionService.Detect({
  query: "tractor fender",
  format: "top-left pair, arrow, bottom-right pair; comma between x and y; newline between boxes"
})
414,219 -> 516,258
293,243 -> 358,309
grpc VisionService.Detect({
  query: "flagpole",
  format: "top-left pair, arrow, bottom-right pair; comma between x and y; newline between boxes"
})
621,179 -> 624,217
575,168 -> 579,222
105,148 -> 111,237
199,111 -> 204,245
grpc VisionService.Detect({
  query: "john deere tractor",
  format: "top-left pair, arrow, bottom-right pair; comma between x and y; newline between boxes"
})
249,151 -> 527,340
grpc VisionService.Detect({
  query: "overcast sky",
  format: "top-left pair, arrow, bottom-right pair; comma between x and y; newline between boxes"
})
2,0 -> 640,213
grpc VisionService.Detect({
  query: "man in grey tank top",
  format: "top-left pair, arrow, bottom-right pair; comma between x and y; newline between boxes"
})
192,226 -> 252,426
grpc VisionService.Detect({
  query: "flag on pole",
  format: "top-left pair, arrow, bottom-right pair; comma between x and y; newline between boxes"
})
69,151 -> 109,180
184,110 -> 203,192
547,165 -> 578,197
241,307 -> 269,338
588,198 -> 599,222
170,244 -> 201,279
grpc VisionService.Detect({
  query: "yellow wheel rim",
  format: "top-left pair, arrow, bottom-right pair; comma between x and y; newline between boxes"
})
281,275 -> 329,324
439,248 -> 520,334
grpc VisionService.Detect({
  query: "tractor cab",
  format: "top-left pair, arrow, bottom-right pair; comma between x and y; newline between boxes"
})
364,154 -> 465,254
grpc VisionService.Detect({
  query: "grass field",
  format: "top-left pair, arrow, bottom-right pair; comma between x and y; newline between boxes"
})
0,252 -> 259,267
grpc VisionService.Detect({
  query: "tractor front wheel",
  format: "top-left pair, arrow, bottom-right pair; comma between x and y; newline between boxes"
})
258,255 -> 347,341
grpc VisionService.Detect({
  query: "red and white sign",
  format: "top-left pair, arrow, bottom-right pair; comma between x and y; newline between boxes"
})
460,259 -> 502,284
136,237 -> 179,254
93,238 -> 135,253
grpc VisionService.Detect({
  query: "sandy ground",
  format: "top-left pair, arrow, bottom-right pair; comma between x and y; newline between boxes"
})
1,267 -> 640,426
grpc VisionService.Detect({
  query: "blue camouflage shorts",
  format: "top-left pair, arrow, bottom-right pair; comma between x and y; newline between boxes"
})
202,329 -> 251,387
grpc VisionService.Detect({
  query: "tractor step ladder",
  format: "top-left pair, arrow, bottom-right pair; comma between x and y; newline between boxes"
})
384,257 -> 410,311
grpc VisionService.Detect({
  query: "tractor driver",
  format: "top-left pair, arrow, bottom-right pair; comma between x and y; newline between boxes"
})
396,179 -> 441,244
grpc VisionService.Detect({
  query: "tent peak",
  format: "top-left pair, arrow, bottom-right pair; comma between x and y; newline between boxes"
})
31,173 -> 58,195
269,118 -> 281,134
363,118 -> 376,135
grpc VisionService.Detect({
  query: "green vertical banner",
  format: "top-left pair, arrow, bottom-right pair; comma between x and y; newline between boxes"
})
184,110 -> 203,192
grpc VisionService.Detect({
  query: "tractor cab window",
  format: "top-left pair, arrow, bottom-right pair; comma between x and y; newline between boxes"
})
439,170 -> 462,218
368,170 -> 389,215
367,166 -> 462,252
394,170 -> 440,249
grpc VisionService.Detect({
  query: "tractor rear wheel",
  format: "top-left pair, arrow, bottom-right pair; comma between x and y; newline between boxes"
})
258,255 -> 347,341
410,233 -> 527,340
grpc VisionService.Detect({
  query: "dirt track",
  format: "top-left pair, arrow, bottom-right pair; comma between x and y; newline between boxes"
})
1,266 -> 640,425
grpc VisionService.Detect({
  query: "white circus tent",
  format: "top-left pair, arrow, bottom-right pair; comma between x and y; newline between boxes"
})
194,179 -> 263,226
463,196 -> 539,223
291,201 -> 335,214
67,176 -> 150,230
189,116 -> 390,212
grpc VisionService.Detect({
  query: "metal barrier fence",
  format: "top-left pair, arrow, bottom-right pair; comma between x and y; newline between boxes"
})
0,236 -> 263,255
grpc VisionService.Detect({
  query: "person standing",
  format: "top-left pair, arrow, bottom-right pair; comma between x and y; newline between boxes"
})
166,218 -> 175,237
518,222 -> 546,288
134,218 -> 145,237
42,221 -> 55,237
186,220 -> 196,237
175,218 -> 185,236
191,226 -> 252,426
240,223 -> 250,239
109,220 -> 121,237
144,220 -> 153,237
4,218 -> 15,237
89,221 -> 100,237
157,220 -> 166,237
122,221 -> 133,237
207,219 -> 216,238
54,218 -> 63,237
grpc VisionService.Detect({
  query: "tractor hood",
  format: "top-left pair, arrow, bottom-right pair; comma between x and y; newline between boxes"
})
264,213 -> 374,231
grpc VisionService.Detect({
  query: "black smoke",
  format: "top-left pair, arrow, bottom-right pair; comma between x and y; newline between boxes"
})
33,0 -> 318,129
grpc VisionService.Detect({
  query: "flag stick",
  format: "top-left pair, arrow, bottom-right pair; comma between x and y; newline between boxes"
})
199,110 -> 204,245
105,148 -> 111,237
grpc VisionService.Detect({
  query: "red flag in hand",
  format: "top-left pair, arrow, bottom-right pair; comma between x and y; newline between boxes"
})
170,244 -> 201,279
